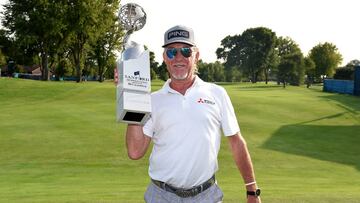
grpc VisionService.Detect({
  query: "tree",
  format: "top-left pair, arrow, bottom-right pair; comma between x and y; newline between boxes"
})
65,0 -> 108,82
103,59 -> 117,80
345,59 -> 360,68
332,59 -> 359,81
216,35 -> 242,69
149,51 -> 158,80
212,61 -> 226,82
198,60 -> 216,82
225,66 -> 242,82
0,45 -> 6,66
265,48 -> 280,84
304,56 -> 316,88
309,42 -> 343,79
197,60 -> 225,82
157,61 -> 169,81
0,30 -> 10,65
90,1 -> 122,82
277,54 -> 300,88
333,67 -> 354,80
54,57 -> 71,80
2,0 -> 68,80
217,27 -> 277,83
1,0 -> 123,82
276,37 -> 304,87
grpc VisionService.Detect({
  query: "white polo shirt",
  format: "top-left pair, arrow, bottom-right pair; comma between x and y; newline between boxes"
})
143,76 -> 240,188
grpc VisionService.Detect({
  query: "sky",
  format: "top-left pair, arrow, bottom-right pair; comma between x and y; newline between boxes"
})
1,0 -> 359,65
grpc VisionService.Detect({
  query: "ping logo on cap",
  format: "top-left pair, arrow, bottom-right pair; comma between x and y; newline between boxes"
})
168,30 -> 189,40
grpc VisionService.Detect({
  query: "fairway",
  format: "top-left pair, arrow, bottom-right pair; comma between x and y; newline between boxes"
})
0,78 -> 359,203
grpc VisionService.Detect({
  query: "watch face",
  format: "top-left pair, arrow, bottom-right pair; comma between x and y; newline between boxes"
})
255,188 -> 261,196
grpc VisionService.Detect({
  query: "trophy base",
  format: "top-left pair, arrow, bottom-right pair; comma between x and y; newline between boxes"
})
116,90 -> 151,125
123,111 -> 146,122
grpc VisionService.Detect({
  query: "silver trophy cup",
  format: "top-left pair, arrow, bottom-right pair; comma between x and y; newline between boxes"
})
116,3 -> 151,125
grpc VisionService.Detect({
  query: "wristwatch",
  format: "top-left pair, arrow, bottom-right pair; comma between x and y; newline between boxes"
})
247,188 -> 261,197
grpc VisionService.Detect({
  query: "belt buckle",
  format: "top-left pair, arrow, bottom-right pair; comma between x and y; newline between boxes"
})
162,175 -> 215,198
175,189 -> 194,198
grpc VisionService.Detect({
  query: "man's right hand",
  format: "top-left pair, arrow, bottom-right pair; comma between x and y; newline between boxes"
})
126,124 -> 151,160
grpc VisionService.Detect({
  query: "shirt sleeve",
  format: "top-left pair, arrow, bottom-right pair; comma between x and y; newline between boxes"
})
220,88 -> 240,136
142,114 -> 154,138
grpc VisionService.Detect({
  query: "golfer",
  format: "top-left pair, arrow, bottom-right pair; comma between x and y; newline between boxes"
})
126,25 -> 261,203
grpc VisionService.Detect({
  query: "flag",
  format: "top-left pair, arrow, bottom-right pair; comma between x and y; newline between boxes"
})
114,68 -> 119,85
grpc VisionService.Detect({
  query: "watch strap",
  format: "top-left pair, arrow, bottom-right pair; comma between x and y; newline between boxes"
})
247,188 -> 261,197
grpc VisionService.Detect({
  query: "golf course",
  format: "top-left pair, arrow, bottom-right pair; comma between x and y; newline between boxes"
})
0,78 -> 359,203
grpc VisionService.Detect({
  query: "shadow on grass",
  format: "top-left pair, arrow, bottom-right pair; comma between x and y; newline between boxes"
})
263,92 -> 360,170
320,94 -> 360,114
262,117 -> 360,170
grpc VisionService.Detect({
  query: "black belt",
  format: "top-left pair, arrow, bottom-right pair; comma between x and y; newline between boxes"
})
151,175 -> 216,198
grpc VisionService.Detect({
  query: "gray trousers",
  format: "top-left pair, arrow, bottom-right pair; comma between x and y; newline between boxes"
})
144,182 -> 223,203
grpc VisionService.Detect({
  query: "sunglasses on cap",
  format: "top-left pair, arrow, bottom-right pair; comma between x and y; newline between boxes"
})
165,47 -> 195,59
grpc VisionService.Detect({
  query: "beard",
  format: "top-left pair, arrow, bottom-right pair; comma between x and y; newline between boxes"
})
171,72 -> 189,80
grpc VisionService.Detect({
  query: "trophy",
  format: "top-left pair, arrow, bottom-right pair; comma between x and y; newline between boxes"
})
116,3 -> 151,125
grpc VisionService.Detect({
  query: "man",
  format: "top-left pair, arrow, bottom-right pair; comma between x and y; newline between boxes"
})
126,25 -> 261,203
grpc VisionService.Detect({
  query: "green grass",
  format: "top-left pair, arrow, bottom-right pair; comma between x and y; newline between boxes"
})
0,78 -> 359,203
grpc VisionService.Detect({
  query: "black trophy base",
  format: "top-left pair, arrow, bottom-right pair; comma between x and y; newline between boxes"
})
122,111 -> 146,123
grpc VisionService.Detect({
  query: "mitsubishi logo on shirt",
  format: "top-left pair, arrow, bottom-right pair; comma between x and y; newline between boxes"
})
197,98 -> 215,105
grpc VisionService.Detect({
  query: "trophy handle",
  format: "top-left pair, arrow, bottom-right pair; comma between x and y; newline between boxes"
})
123,30 -> 134,50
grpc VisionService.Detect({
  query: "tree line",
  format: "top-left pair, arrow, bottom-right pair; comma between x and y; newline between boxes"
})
151,27 -> 358,87
1,0 -> 122,82
215,27 -> 360,87
1,1 -> 358,85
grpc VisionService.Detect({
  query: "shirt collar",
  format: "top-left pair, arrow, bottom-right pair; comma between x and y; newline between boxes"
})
162,75 -> 204,94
